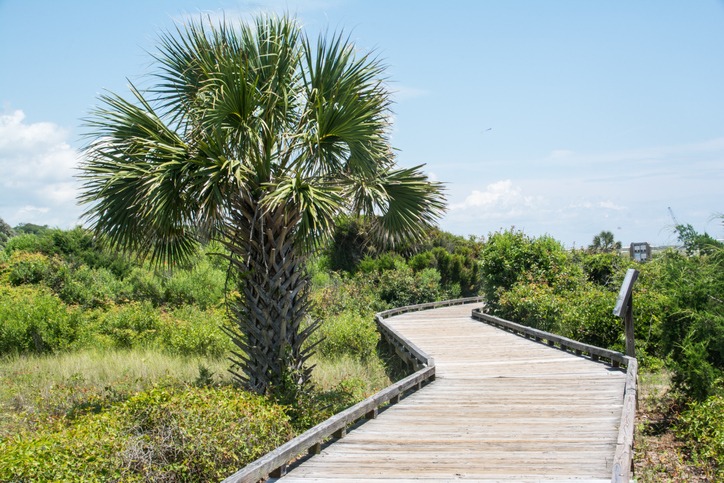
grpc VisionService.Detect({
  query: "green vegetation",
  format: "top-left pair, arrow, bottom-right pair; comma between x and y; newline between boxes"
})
0,221 -> 456,481
3,214 -> 723,479
1,383 -> 294,482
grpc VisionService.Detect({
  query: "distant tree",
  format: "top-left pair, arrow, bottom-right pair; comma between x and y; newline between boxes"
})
674,223 -> 723,255
13,223 -> 50,236
0,218 -> 17,249
588,230 -> 621,253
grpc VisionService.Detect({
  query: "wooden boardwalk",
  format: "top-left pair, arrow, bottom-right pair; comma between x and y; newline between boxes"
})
273,303 -> 627,482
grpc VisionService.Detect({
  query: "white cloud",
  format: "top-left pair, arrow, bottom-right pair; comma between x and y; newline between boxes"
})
451,180 -> 521,210
0,110 -> 82,228
599,200 -> 625,210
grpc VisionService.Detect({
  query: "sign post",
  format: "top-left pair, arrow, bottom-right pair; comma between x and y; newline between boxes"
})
613,269 -> 639,357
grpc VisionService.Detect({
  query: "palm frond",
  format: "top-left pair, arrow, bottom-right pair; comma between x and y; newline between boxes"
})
261,175 -> 344,251
349,165 -> 447,248
295,30 -> 392,179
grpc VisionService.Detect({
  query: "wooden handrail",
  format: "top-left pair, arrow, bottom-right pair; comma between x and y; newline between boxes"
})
221,297 -> 483,483
470,308 -> 638,483
471,309 -> 631,367
612,357 -> 637,483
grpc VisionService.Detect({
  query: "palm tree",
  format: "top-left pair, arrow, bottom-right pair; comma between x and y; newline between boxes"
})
589,230 -> 622,253
78,14 -> 446,393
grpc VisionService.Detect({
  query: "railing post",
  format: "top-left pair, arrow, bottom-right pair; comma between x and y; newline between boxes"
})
613,268 -> 639,358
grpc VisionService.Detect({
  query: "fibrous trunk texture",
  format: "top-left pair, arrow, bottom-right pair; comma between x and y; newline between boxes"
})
221,195 -> 320,393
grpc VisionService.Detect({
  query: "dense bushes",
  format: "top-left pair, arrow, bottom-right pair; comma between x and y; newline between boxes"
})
1,250 -> 226,311
311,310 -> 379,360
659,248 -> 724,401
677,394 -> 724,471
322,219 -> 484,301
480,229 -> 570,310
480,228 -> 670,362
0,285 -> 85,355
0,384 -> 294,482
0,284 -> 232,358
409,246 -> 481,297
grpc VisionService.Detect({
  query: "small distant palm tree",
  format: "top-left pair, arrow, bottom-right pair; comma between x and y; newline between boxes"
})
78,14 -> 446,394
589,230 -> 622,253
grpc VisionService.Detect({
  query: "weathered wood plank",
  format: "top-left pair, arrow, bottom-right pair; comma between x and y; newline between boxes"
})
228,301 -> 633,482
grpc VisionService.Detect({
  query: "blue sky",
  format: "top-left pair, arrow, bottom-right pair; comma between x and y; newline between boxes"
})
1,0 -> 723,247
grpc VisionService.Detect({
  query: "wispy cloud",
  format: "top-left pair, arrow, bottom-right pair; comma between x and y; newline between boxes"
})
391,85 -> 430,102
441,135 -> 724,245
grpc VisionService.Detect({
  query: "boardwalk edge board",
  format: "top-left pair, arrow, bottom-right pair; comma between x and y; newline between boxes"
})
221,297 -> 483,483
471,308 -> 638,483
471,309 -> 631,367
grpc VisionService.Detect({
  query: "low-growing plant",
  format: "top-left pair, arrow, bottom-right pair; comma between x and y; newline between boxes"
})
55,264 -> 131,307
311,310 -> 379,360
357,252 -> 406,275
0,384 -> 295,482
677,394 -> 724,473
497,281 -> 563,333
480,229 -> 569,310
409,246 -> 481,297
97,302 -> 161,349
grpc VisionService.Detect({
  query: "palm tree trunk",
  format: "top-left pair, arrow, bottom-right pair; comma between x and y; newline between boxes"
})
221,194 -> 320,393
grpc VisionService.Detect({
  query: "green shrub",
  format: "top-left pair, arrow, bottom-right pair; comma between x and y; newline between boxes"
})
126,266 -> 165,305
376,266 -> 449,308
560,283 -> 621,350
0,218 -> 16,250
578,252 -> 625,287
409,246 -> 481,296
160,306 -> 232,358
0,385 -> 294,482
313,310 -> 379,360
659,248 -> 724,400
497,282 -> 563,333
2,251 -> 51,285
480,229 -> 569,309
310,271 -> 387,319
163,258 -> 225,310
98,302 -> 161,349
2,233 -> 41,256
4,227 -> 136,280
0,285 -> 85,355
677,394 -> 724,472
357,252 -> 406,275
56,264 -> 131,307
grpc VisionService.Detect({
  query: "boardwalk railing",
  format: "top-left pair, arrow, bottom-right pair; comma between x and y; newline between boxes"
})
471,308 -> 638,483
222,297 -> 483,483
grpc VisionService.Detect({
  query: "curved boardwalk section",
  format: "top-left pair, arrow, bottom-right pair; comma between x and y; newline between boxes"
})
275,303 -> 627,482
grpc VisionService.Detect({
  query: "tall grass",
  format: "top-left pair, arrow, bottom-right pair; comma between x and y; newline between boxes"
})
0,348 -> 232,437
